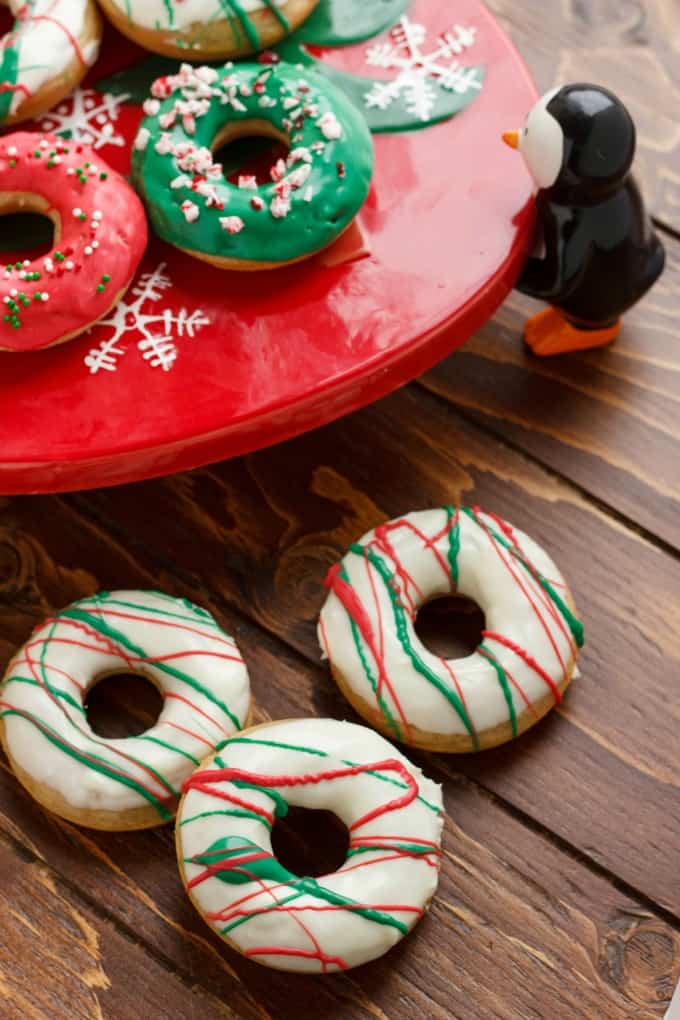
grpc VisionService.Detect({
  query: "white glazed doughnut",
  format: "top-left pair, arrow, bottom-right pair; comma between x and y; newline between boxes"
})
177,717 -> 444,973
0,0 -> 102,127
0,590 -> 251,830
318,507 -> 584,753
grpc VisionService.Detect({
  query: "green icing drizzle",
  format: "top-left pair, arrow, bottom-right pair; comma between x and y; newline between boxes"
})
191,836 -> 409,935
478,644 -> 517,737
180,807 -> 274,829
349,543 -> 478,748
4,675 -> 85,715
444,505 -> 461,587
219,0 -> 289,51
342,565 -> 403,743
461,508 -> 585,648
60,606 -> 242,730
100,0 -> 485,136
1,592 -> 245,821
221,735 -> 442,813
0,36 -> 20,125
0,707 -> 176,820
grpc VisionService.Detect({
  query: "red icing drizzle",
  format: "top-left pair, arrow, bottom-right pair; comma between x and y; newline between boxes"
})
183,755 -> 441,971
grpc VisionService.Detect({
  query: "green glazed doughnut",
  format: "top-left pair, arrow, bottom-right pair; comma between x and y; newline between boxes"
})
130,61 -> 375,270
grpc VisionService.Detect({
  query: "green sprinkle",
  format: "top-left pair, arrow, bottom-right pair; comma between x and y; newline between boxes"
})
8,159 -> 16,168
99,172 -> 108,180
102,274 -> 110,283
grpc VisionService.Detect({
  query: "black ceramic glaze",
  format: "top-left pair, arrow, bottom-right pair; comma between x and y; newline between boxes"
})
518,84 -> 665,329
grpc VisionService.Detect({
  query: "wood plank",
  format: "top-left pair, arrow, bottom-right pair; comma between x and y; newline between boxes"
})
420,239 -> 680,550
487,0 -> 680,229
0,492 -> 678,1017
0,834 -> 236,1020
55,385 -> 680,916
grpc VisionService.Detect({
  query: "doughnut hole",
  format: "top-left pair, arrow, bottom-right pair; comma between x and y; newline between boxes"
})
85,673 -> 163,739
271,807 -> 350,879
415,595 -> 485,659
212,119 -> 290,186
0,193 -> 60,261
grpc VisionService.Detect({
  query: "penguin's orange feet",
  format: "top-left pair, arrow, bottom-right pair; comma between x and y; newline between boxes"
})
524,307 -> 621,356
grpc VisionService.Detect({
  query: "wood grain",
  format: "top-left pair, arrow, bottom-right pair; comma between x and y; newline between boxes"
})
0,834 -> 236,1020
0,492 -> 677,1016
4,374 -> 678,916
51,385 -> 680,919
421,228 -> 680,551
487,0 -> 680,230
0,3 -> 677,1015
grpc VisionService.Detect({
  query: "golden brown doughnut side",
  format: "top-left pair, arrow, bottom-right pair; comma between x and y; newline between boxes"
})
96,0 -> 319,60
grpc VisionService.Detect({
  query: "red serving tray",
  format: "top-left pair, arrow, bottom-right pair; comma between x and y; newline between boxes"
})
0,0 -> 536,494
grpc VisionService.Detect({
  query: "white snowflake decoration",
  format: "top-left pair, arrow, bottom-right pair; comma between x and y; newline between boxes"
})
84,264 -> 210,375
38,89 -> 131,150
365,17 -> 482,123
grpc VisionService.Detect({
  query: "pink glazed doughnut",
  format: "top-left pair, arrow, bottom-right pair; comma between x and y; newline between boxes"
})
0,132 -> 148,352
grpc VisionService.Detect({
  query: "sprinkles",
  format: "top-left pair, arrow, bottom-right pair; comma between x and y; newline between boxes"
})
130,60 -> 374,267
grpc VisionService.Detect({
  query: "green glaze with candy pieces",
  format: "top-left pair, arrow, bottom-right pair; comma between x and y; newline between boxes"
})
130,60 -> 374,266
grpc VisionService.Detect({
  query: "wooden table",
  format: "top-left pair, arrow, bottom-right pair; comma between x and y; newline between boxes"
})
1,2 -> 679,1017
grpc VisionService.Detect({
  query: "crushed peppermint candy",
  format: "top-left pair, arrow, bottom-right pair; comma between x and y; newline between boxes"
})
134,128 -> 151,151
270,195 -> 291,219
181,200 -> 200,223
142,64 -> 351,228
317,112 -> 343,140
220,216 -> 245,234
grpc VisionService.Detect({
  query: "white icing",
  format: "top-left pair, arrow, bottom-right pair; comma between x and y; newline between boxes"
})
178,718 -> 444,972
519,87 -> 563,189
318,509 -> 580,743
108,0 -> 286,33
1,591 -> 251,820
3,0 -> 100,117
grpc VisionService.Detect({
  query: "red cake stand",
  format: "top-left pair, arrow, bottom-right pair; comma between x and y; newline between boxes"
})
0,0 -> 536,494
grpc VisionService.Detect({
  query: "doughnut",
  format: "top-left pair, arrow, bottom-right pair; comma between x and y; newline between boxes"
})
96,0 -> 319,61
0,0 -> 102,126
177,717 -> 444,973
319,507 -> 585,753
130,61 -> 374,271
0,132 -> 148,353
0,591 -> 251,830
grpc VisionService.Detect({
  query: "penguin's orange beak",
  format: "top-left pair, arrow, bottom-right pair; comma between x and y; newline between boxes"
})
502,130 -> 520,150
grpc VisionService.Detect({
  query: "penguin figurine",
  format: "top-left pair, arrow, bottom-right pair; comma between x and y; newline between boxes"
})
503,84 -> 665,356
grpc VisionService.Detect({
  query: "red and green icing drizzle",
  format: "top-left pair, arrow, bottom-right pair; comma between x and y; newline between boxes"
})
1,591 -> 245,821
0,1 -> 92,124
323,507 -> 584,750
182,744 -> 441,971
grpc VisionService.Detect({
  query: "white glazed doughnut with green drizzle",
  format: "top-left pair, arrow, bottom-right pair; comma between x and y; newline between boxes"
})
177,717 -> 444,973
0,590 -> 251,831
319,507 -> 584,753
96,0 -> 320,60
130,60 -> 374,270
0,0 -> 102,126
